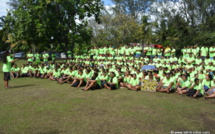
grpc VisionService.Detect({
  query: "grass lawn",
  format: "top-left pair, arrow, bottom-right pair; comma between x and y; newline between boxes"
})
0,60 -> 215,134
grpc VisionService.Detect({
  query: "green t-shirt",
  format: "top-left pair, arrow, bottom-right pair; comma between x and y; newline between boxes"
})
35,54 -> 41,61
164,48 -> 171,56
96,77 -> 102,87
202,79 -> 211,87
123,76 -> 131,83
201,47 -> 208,56
52,54 -> 56,60
108,77 -> 118,88
162,77 -> 173,87
125,48 -> 130,55
195,59 -> 202,65
43,53 -> 49,61
157,49 -> 162,56
171,49 -> 176,55
209,47 -> 215,57
2,56 -> 13,72
192,83 -> 204,94
27,53 -> 34,62
136,46 -> 142,54
211,81 -> 215,87
53,70 -> 60,77
21,67 -> 29,74
179,80 -> 191,88
11,67 -> 20,72
67,50 -> 71,54
146,47 -> 152,56
152,48 -> 157,55
129,77 -> 140,86
186,57 -> 195,64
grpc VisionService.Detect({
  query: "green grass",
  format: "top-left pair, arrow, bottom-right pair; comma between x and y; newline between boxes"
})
0,60 -> 215,134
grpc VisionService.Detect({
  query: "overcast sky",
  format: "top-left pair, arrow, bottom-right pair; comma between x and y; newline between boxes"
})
0,0 -> 113,17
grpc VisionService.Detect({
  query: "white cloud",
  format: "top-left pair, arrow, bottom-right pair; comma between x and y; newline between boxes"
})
0,0 -> 9,17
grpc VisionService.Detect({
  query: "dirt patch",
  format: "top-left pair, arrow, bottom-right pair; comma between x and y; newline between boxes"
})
0,130 -> 5,134
201,116 -> 215,133
27,89 -> 49,97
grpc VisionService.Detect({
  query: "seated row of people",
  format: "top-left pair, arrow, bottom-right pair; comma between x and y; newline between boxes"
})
10,62 -> 215,99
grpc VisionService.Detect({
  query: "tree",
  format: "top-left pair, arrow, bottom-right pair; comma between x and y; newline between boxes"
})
150,0 -> 215,47
3,0 -> 103,52
88,9 -> 144,46
111,0 -> 157,19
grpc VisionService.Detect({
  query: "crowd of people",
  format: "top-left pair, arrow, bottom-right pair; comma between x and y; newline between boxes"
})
2,44 -> 215,99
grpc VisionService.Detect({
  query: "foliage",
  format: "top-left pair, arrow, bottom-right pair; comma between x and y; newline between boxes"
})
2,0 -> 103,52
1,0 -> 215,52
111,0 -> 156,20
89,8 -> 144,46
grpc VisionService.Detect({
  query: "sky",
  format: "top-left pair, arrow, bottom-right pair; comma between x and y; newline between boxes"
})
0,0 -> 114,17
102,0 -> 113,5
0,0 -> 9,17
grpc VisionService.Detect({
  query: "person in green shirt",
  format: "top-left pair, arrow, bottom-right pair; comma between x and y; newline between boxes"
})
185,53 -> 195,64
143,44 -> 148,57
49,67 -> 60,81
156,73 -> 174,93
151,47 -> 157,59
31,65 -> 39,78
200,46 -> 208,60
164,46 -> 171,58
157,48 -> 163,58
67,50 -> 72,59
99,71 -> 109,88
27,52 -> 34,65
171,47 -> 176,57
35,52 -> 41,64
70,70 -> 86,87
205,79 -> 215,99
146,45 -> 152,58
126,73 -> 140,91
176,74 -> 190,94
10,64 -> 20,79
42,51 -> 49,65
209,46 -> 215,59
51,52 -> 56,63
82,73 -> 101,91
2,50 -> 18,88
135,45 -> 142,58
120,71 -> 131,88
104,72 -> 118,90
188,78 -> 204,98
202,74 -> 213,92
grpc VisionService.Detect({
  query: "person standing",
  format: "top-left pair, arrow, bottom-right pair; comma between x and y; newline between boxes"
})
2,50 -> 18,88
42,51 -> 49,65
27,51 -> 34,65
164,46 -> 171,58
151,47 -> 157,59
51,52 -> 56,63
209,46 -> 215,59
157,48 -> 163,58
67,50 -> 72,59
35,52 -> 41,64
145,45 -> 152,59
200,46 -> 208,60
171,47 -> 176,57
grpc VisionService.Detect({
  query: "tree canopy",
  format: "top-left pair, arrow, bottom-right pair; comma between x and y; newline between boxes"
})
1,0 -> 103,52
0,0 -> 215,52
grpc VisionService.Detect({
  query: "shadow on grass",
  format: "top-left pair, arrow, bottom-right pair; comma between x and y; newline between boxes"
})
12,84 -> 35,88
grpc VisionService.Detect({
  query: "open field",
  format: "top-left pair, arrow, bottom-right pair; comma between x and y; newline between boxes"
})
0,60 -> 215,134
